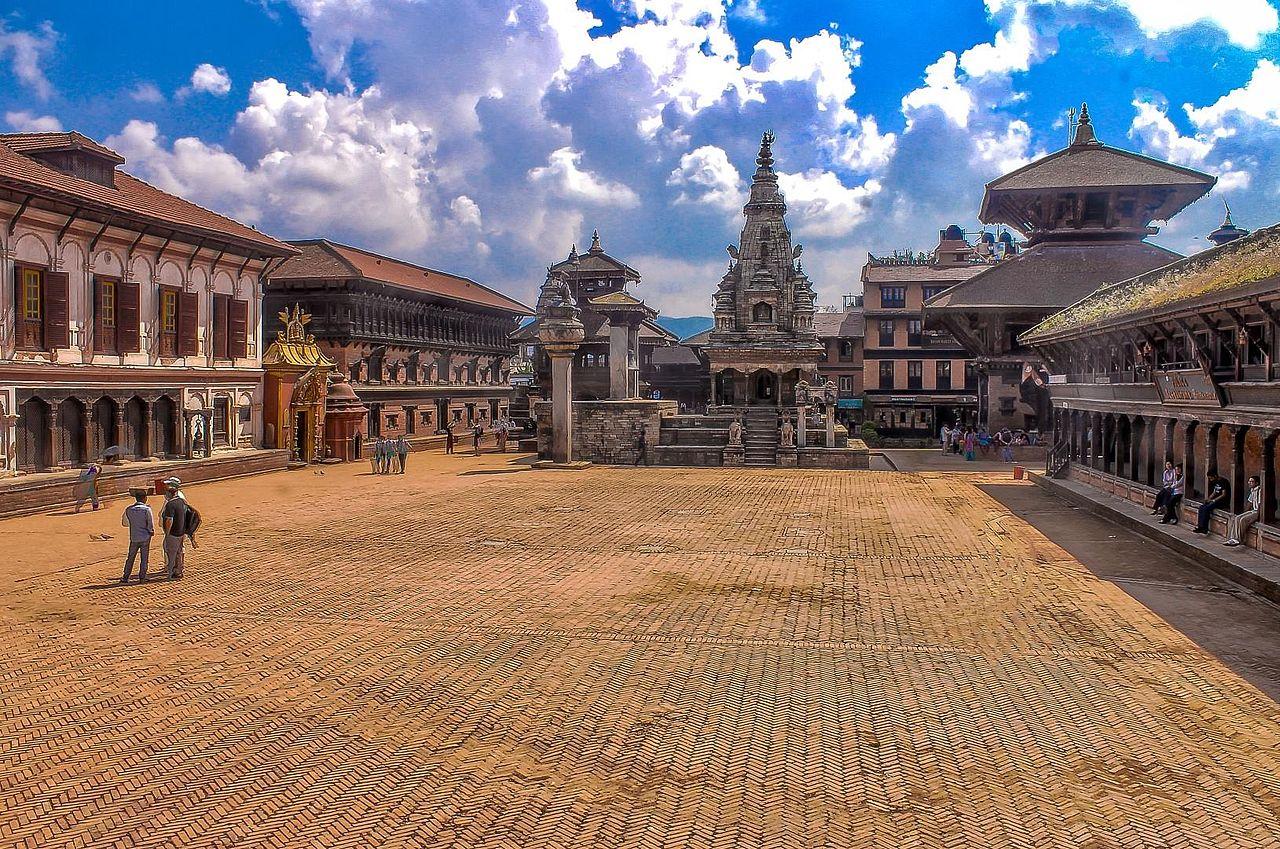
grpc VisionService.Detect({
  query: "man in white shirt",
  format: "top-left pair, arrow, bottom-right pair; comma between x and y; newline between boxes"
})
1225,475 -> 1262,547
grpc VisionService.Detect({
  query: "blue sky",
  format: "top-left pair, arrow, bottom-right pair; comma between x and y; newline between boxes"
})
2,0 -> 1278,314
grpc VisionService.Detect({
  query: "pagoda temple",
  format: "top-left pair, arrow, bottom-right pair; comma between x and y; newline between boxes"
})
705,132 -> 823,406
924,104 -> 1216,432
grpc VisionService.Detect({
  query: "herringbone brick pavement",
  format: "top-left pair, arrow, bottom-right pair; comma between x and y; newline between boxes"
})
3,458 -> 1280,848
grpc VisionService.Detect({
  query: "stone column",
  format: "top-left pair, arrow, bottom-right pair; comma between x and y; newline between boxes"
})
547,348 -> 575,463
608,322 -> 629,400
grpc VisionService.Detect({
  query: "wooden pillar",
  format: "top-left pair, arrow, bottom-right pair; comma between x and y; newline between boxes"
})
1182,421 -> 1198,499
1228,425 -> 1247,513
1204,422 -> 1221,498
1262,430 -> 1277,526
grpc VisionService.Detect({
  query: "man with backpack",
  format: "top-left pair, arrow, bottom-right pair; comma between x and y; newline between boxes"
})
160,477 -> 200,580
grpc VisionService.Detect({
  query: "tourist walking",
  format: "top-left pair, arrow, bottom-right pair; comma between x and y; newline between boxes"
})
1152,460 -> 1178,515
160,478 -> 190,580
1159,466 -> 1184,525
1224,475 -> 1262,547
74,462 -> 102,512
444,423 -> 455,454
119,489 -> 154,583
1193,474 -> 1231,535
396,435 -> 409,474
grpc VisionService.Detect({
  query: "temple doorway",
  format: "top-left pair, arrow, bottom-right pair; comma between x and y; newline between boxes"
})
752,371 -> 777,405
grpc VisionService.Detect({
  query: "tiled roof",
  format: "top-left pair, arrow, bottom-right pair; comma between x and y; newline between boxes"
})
924,240 -> 1182,311
986,143 -> 1215,193
813,311 -> 865,338
0,135 -> 294,255
1022,222 -> 1280,343
0,131 -> 125,163
272,240 -> 530,314
862,263 -> 989,283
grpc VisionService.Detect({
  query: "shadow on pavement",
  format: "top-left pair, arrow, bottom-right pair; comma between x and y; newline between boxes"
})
980,481 -> 1280,702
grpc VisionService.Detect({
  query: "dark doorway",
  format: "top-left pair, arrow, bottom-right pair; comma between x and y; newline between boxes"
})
16,397 -> 51,472
59,398 -> 87,466
92,396 -> 118,459
125,397 -> 147,459
152,395 -> 177,457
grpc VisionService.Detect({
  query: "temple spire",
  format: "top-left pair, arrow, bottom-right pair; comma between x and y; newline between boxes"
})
756,131 -> 775,172
1072,102 -> 1097,146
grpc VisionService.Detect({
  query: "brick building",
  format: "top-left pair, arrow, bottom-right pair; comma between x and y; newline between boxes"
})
861,227 -> 986,435
813,298 -> 865,427
263,240 -> 529,445
0,131 -> 296,474
1022,218 -> 1280,555
925,105 -> 1215,434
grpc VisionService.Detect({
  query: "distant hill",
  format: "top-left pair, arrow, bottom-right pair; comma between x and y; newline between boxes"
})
656,315 -> 713,340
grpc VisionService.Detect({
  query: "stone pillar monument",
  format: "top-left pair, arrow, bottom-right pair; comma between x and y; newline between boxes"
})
536,268 -> 586,466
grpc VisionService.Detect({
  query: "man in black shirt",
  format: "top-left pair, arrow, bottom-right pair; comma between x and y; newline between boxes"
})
1194,475 -> 1230,535
160,477 -> 190,579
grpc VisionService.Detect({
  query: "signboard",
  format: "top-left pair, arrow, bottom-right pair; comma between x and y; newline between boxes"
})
1154,368 -> 1221,407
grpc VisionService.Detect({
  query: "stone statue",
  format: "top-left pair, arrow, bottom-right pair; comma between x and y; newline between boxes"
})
728,419 -> 744,446
779,418 -> 795,447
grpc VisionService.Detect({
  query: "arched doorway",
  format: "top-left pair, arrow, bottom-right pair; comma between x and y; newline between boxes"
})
751,370 -> 777,405
152,395 -> 177,458
92,396 -> 118,458
58,398 -> 87,466
16,397 -> 51,472
125,396 -> 147,459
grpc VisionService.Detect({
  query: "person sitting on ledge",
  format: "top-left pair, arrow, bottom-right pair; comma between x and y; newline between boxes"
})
1193,474 -> 1231,535
1152,460 -> 1177,516
1224,475 -> 1262,548
1159,465 -> 1184,525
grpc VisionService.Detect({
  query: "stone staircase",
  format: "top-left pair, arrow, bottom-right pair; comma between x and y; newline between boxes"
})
743,408 -> 779,466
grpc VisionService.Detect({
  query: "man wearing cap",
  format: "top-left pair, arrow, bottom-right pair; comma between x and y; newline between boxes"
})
160,477 -> 190,580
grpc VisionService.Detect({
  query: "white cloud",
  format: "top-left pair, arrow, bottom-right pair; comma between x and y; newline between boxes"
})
528,147 -> 640,207
777,170 -> 880,238
129,82 -> 165,104
0,20 -> 57,100
182,63 -> 232,97
109,79 -> 439,254
902,53 -> 974,128
5,110 -> 62,132
668,145 -> 744,210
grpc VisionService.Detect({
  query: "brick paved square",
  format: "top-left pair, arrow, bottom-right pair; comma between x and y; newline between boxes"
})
3,456 -> 1280,848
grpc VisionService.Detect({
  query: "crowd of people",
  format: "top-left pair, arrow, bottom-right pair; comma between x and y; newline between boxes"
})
1151,461 -> 1261,547
938,423 -> 1034,462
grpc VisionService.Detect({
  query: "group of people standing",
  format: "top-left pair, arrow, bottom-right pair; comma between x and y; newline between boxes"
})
1152,460 -> 1262,547
371,436 -> 411,474
939,424 -> 1017,463
119,476 -> 200,583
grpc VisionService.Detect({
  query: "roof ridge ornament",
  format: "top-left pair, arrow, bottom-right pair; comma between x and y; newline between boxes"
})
1072,102 -> 1098,146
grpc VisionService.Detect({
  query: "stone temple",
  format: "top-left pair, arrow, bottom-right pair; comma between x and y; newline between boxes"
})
705,132 -> 824,407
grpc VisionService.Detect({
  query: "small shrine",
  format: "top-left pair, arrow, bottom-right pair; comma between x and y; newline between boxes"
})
262,305 -> 342,463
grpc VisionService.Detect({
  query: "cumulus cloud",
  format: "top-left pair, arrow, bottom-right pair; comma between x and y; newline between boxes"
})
668,145 -> 744,211
108,79 -> 439,254
0,19 -> 57,100
777,170 -> 880,238
529,147 -> 641,207
5,110 -> 62,132
180,63 -> 232,97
